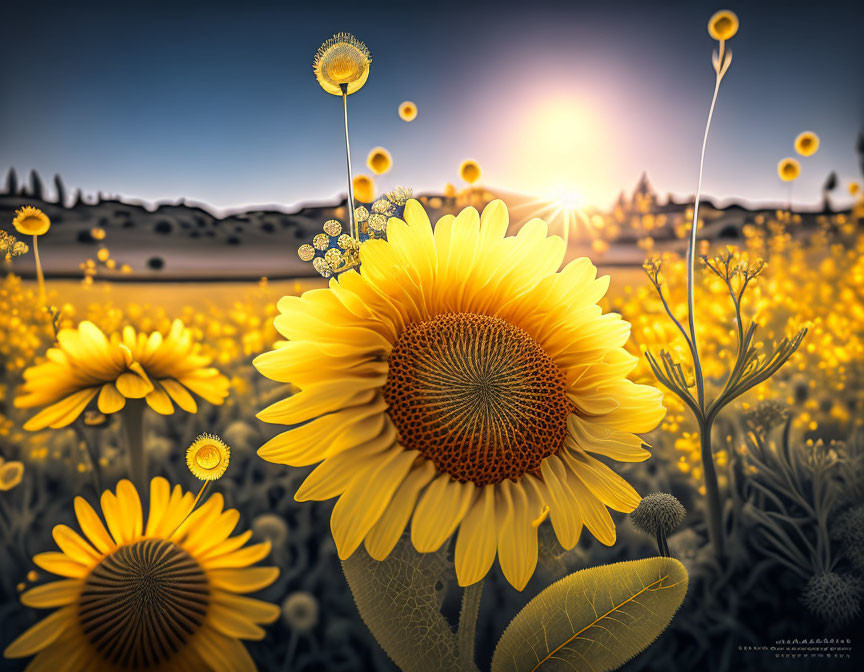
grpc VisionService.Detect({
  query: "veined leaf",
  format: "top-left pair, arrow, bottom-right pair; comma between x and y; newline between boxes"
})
492,557 -> 688,672
342,538 -> 461,672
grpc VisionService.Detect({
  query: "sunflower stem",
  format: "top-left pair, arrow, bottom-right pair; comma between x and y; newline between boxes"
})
340,83 -> 357,241
73,420 -> 103,496
457,578 -> 484,672
122,399 -> 146,491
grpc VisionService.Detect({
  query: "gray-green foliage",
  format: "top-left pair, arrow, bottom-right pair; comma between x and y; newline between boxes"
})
491,557 -> 688,672
341,538 -> 463,672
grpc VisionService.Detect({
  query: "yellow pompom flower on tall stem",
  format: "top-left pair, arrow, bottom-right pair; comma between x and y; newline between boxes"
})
3,477 -> 279,671
313,32 -> 372,242
12,205 -> 52,314
255,199 -> 664,593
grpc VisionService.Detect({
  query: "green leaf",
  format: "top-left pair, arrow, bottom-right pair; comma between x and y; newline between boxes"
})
341,537 -> 461,672
491,556 -> 689,672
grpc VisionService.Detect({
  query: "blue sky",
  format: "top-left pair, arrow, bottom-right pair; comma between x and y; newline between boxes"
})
1,0 -> 861,211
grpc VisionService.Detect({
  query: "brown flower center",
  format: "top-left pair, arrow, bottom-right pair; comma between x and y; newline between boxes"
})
78,539 -> 209,668
383,312 -> 573,486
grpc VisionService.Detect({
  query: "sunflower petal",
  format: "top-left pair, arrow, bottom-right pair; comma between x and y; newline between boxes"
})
455,485 -> 497,587
411,475 -> 476,553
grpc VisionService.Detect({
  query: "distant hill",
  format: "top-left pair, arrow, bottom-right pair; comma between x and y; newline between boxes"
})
0,169 -> 850,281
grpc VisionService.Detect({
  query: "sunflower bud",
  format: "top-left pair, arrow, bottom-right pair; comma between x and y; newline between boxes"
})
802,573 -> 863,624
631,492 -> 686,557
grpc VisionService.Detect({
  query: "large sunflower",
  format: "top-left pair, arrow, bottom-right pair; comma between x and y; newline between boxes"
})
255,200 -> 664,590
4,477 -> 280,671
16,319 -> 230,430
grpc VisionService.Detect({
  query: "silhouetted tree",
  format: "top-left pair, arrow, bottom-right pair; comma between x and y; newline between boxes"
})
73,188 -> 83,207
857,131 -> 864,176
5,167 -> 17,195
54,174 -> 67,207
822,171 -> 838,211
29,170 -> 44,199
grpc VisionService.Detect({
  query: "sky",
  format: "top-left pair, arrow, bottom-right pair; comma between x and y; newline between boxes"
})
1,0 -> 862,212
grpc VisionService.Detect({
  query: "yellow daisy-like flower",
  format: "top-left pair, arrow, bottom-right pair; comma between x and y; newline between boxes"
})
352,174 -> 375,204
313,32 -> 371,96
3,478 -> 280,671
15,319 -> 230,431
708,9 -> 739,41
0,459 -> 24,490
459,160 -> 481,185
794,131 -> 820,157
12,206 -> 51,237
366,147 -> 393,176
187,433 -> 231,481
778,157 -> 801,182
254,200 -> 664,590
398,101 -> 417,122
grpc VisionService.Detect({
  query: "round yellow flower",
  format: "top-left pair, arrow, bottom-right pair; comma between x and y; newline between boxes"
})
398,101 -> 417,122
353,174 -> 375,204
15,319 -> 230,431
366,147 -> 393,175
3,478 -> 280,670
12,206 -> 51,236
794,131 -> 820,157
254,200 -> 664,590
0,460 -> 24,490
313,32 -> 371,96
778,157 -> 801,182
708,10 -> 739,41
459,160 -> 481,185
187,433 -> 231,481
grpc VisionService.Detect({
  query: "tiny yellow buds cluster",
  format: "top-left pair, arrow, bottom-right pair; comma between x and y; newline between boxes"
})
12,206 -> 50,237
186,433 -> 230,481
0,230 -> 28,258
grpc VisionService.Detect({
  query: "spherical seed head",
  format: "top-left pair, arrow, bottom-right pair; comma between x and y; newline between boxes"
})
630,492 -> 686,536
778,158 -> 801,182
252,513 -> 289,546
366,147 -> 393,175
708,10 -> 739,41
186,433 -> 230,481
282,591 -> 320,632
398,101 -> 417,121
795,131 -> 820,157
313,32 -> 371,96
459,160 -> 481,185
12,206 -> 51,236
802,573 -> 863,624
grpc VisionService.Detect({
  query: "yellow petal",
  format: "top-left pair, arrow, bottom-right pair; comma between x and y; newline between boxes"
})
538,456 -> 583,550
411,475 -> 476,553
455,485 -> 497,586
330,448 -> 417,559
73,496 -> 116,554
21,579 -> 81,608
144,476 -> 171,536
211,591 -> 281,624
32,552 -> 89,579
191,626 -> 256,672
563,449 -> 642,513
23,388 -> 98,431
3,605 -> 76,658
567,415 -> 651,462
364,460 -> 437,560
564,470 -> 616,546
495,479 -> 540,591
115,371 -> 153,398
208,567 -> 280,594
208,603 -> 267,640
115,479 -> 144,541
97,383 -> 126,414
144,385 -> 174,415
51,525 -> 100,566
160,378 -> 198,413
203,542 -> 272,569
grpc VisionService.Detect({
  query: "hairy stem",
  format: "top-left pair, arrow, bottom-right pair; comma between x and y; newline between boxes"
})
32,234 -> 46,305
457,578 -> 484,672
